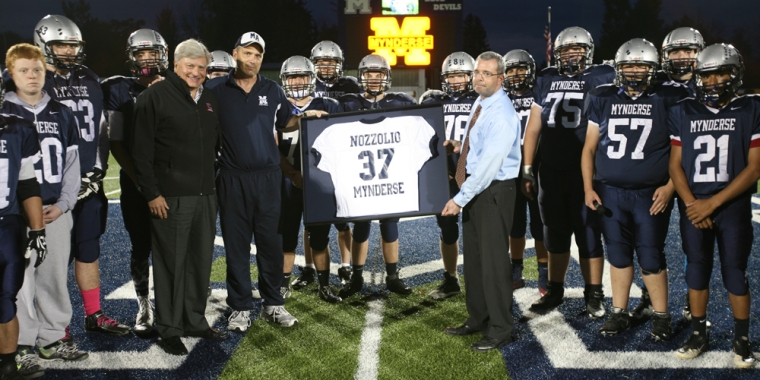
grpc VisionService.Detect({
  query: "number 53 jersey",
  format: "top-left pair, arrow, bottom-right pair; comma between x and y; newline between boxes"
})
311,115 -> 436,218
669,96 -> 760,196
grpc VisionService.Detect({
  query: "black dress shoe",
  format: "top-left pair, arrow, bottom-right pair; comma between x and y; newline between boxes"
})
445,324 -> 482,336
184,328 -> 229,341
159,336 -> 188,355
470,336 -> 510,352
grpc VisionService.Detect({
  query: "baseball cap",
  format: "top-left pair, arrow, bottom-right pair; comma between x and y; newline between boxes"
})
234,32 -> 265,53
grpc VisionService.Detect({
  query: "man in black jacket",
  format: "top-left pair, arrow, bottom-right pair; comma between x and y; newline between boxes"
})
132,38 -> 227,355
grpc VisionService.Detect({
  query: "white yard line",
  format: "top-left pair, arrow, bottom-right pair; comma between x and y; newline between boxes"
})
105,189 -> 121,196
354,300 -> 385,380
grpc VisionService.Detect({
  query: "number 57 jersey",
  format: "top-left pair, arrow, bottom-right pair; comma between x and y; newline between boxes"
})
669,95 -> 760,196
311,115 -> 436,218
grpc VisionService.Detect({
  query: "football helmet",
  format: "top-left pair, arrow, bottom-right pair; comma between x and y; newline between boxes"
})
554,26 -> 594,75
613,38 -> 659,89
280,55 -> 316,99
208,50 -> 236,74
661,27 -> 705,77
311,40 -> 344,82
358,54 -> 392,96
694,43 -> 743,107
502,49 -> 535,92
440,52 -> 475,96
126,28 -> 168,77
33,15 -> 85,70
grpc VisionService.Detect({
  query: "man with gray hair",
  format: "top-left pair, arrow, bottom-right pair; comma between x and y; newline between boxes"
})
132,38 -> 227,355
442,51 -> 521,352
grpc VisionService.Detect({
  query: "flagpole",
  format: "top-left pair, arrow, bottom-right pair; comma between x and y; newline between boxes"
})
548,6 -> 552,66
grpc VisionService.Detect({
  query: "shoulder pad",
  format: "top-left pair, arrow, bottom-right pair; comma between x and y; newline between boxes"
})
589,83 -> 617,96
538,66 -> 559,77
419,89 -> 446,104
101,75 -> 131,85
339,76 -> 359,85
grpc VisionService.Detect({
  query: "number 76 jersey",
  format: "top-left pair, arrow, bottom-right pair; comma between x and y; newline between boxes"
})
311,115 -> 435,218
669,96 -> 760,196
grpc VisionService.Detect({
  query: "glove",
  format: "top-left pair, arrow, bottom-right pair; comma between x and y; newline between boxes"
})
522,165 -> 536,184
25,228 -> 47,268
78,168 -> 105,202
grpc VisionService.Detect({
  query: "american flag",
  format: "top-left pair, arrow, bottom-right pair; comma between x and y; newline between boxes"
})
544,24 -> 552,65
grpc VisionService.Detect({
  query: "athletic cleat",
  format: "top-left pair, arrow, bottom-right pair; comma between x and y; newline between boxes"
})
38,341 -> 88,362
386,272 -> 412,295
227,310 -> 251,332
599,308 -> 631,336
318,285 -> 343,303
682,293 -> 691,321
733,337 -> 757,368
428,272 -> 461,300
512,278 -> 526,290
676,332 -> 709,360
292,267 -> 316,290
0,366 -> 23,380
252,285 -> 261,299
134,295 -> 155,336
260,305 -> 298,327
15,346 -> 44,379
585,289 -> 606,319
529,287 -> 564,313
338,266 -> 352,286
512,265 -> 525,290
280,285 -> 292,299
61,325 -> 73,346
631,287 -> 654,319
84,310 -> 130,336
339,275 -> 364,299
537,266 -> 548,296
650,312 -> 672,341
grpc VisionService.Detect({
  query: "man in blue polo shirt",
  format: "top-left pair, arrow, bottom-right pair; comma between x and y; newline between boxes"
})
206,32 -> 321,332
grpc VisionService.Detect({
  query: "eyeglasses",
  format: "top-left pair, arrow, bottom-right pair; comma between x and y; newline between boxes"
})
472,71 -> 500,79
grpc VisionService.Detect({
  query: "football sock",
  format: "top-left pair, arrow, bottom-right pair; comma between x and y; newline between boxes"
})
317,270 -> 330,287
283,273 -> 291,286
81,287 -> 101,317
511,258 -> 523,267
352,264 -> 364,279
385,262 -> 398,275
585,283 -> 602,293
735,317 -> 750,340
0,352 -> 15,368
692,315 -> 708,336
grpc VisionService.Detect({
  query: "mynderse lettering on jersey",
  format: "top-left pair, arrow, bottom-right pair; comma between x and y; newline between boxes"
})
311,115 -> 435,218
610,104 -> 653,116
51,85 -> 89,98
690,118 -> 736,132
549,80 -> 584,91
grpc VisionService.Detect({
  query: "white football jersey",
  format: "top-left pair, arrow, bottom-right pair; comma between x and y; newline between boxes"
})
312,115 -> 436,218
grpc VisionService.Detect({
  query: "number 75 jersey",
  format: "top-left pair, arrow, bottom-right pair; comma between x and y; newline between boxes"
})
669,96 -> 760,196
534,65 -> 614,171
311,115 -> 436,218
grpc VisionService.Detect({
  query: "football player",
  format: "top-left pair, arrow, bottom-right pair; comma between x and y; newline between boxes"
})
291,40 -> 360,289
419,52 -> 478,299
0,75 -> 46,380
669,43 -> 758,368
278,55 -> 343,303
3,44 -> 87,374
521,26 -> 614,318
659,27 -> 705,97
582,39 -> 688,340
34,14 -> 129,337
338,54 -> 417,299
207,50 -> 235,79
501,49 -> 549,294
101,28 -> 168,337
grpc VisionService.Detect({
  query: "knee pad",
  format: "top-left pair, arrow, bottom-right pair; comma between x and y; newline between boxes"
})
334,223 -> 350,232
307,225 -> 330,252
0,296 -> 17,323
379,220 -> 399,242
352,222 -> 371,243
685,262 -> 711,291
73,239 -> 100,263
639,254 -> 666,276
608,253 -> 633,269
641,268 -> 664,276
722,267 -> 749,296
436,215 -> 459,245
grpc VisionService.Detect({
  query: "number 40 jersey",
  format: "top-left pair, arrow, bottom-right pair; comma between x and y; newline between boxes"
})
311,115 -> 435,218
669,95 -> 760,196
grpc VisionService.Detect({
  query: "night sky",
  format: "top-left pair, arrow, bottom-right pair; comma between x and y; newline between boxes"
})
4,0 -> 759,61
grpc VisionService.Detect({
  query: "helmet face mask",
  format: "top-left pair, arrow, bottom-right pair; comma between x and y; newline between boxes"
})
126,29 -> 168,77
358,54 -> 391,96
661,27 -> 705,77
694,43 -> 744,107
614,38 -> 659,91
280,56 -> 316,99
502,49 -> 536,92
311,41 -> 344,82
554,27 -> 594,75
34,15 -> 86,71
440,52 -> 475,96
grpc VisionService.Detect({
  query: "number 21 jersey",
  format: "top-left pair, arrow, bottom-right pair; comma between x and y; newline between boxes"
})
311,115 -> 435,218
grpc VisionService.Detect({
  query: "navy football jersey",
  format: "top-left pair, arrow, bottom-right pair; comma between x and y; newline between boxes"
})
534,64 -> 614,171
669,96 -> 760,195
339,92 -> 416,112
421,90 -> 477,142
2,93 -> 80,205
587,82 -> 689,189
655,70 -> 697,98
315,76 -> 361,99
43,66 -> 105,173
0,114 -> 40,217
508,89 -> 538,145
278,97 -> 343,170
101,75 -> 148,154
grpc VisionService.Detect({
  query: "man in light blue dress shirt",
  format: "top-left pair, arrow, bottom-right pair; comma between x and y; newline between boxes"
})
442,51 -> 522,352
